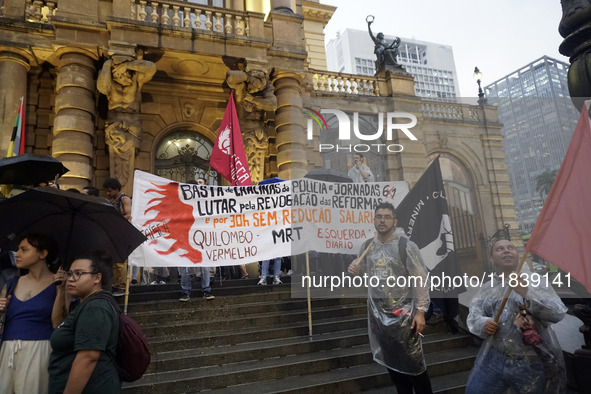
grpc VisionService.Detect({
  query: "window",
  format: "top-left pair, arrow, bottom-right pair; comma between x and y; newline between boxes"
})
319,112 -> 387,181
427,153 -> 479,251
155,130 -> 219,183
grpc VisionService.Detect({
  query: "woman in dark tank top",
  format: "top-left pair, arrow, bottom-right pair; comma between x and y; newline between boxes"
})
0,233 -> 64,394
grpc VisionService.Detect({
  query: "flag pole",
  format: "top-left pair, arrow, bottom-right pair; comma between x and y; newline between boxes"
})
123,262 -> 132,314
3,97 -> 25,195
354,238 -> 376,268
306,252 -> 313,338
205,165 -> 211,186
493,251 -> 530,323
6,97 -> 24,158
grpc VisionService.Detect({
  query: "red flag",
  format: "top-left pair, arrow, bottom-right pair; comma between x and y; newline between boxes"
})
7,97 -> 25,157
526,103 -> 591,292
210,91 -> 252,186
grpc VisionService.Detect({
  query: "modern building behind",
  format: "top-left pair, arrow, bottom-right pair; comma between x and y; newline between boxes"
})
325,28 -> 460,100
484,55 -> 579,234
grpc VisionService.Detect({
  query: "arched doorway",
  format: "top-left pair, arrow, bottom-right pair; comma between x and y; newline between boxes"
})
154,130 -> 219,184
427,153 -> 484,275
319,113 -> 387,181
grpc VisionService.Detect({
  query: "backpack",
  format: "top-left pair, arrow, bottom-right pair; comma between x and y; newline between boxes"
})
94,294 -> 151,382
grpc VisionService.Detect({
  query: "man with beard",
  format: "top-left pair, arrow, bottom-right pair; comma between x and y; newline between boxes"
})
348,202 -> 432,394
465,237 -> 567,393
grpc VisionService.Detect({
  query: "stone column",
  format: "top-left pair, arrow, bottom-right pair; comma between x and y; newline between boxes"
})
271,0 -> 292,13
52,48 -> 98,190
273,73 -> 307,179
0,48 -> 33,157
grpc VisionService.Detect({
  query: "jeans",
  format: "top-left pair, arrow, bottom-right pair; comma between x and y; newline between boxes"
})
261,258 -> 282,277
180,267 -> 211,295
388,369 -> 433,394
465,346 -> 546,394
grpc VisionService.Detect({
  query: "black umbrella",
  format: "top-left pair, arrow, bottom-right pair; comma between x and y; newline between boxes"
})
258,177 -> 285,185
304,168 -> 353,183
0,187 -> 147,267
0,153 -> 69,185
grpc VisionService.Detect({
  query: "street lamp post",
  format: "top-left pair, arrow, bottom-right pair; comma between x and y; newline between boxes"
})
473,66 -> 486,105
473,65 -> 505,268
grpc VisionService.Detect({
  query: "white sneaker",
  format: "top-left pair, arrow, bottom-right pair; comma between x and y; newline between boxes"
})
159,280 -> 166,285
286,269 -> 293,276
257,276 -> 267,286
273,276 -> 282,285
150,281 -> 158,285
179,294 -> 190,302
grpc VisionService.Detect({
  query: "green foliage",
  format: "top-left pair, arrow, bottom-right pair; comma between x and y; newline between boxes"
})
536,169 -> 558,199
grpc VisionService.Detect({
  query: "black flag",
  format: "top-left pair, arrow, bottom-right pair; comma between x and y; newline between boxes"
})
396,156 -> 465,297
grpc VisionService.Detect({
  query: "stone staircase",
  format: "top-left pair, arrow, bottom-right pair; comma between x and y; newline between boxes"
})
120,277 -> 478,393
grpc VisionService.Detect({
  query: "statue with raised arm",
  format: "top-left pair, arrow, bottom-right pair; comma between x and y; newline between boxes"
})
367,15 -> 402,71
225,67 -> 277,184
97,55 -> 156,192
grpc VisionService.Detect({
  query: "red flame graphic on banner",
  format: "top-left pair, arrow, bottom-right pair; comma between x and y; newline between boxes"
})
143,182 -> 203,263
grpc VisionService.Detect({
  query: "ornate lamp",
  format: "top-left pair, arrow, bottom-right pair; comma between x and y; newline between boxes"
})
473,67 -> 486,105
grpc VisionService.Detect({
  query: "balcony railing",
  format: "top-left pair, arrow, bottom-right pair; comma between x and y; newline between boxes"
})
130,0 -> 250,35
309,70 -> 379,96
306,70 -> 485,123
15,0 -> 57,23
420,101 -> 480,122
2,0 -> 253,35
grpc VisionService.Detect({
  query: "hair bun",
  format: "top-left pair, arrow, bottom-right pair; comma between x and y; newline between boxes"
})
95,250 -> 113,268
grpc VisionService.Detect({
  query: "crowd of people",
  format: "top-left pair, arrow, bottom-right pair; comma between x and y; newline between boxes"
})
349,201 -> 567,394
0,163 -> 570,393
0,235 -> 120,393
0,174 -> 296,393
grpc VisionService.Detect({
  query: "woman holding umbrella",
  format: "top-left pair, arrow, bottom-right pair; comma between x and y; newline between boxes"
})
48,251 -> 120,393
0,233 -> 64,394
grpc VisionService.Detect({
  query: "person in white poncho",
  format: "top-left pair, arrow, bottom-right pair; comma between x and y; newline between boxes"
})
466,238 -> 567,393
349,202 -> 432,394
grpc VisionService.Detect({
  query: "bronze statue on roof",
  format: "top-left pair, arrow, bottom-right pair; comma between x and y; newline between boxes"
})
367,15 -> 403,72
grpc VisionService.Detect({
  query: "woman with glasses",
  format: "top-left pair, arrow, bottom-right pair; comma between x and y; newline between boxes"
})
0,233 -> 62,394
48,251 -> 121,394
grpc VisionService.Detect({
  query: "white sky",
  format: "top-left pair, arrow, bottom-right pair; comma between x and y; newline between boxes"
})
320,0 -> 566,97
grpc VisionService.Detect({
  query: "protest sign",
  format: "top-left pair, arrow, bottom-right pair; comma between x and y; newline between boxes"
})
130,171 -> 291,267
291,178 -> 408,255
129,170 -> 408,267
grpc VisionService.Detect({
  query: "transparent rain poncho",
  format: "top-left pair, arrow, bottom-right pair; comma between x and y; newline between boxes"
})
466,272 -> 568,393
358,228 -> 430,375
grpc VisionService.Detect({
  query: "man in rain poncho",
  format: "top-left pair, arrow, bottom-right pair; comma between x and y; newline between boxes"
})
348,202 -> 432,394
466,237 -> 567,393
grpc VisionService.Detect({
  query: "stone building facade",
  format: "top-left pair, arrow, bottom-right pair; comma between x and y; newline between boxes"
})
0,0 -> 517,273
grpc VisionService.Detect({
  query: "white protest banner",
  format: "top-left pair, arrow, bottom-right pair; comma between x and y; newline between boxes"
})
129,170 -> 292,267
291,178 -> 408,254
129,171 -> 409,267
